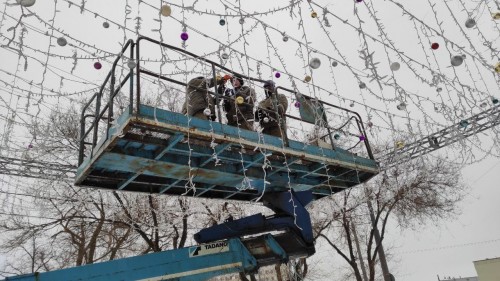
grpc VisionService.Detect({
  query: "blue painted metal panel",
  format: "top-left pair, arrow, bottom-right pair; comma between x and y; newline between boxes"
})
3,238 -> 257,281
76,103 -> 379,201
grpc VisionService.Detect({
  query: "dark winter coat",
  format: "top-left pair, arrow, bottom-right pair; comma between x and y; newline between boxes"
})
181,76 -> 217,120
226,85 -> 256,126
256,93 -> 288,129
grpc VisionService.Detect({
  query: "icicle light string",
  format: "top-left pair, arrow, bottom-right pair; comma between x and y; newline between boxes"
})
212,3 -> 449,131
219,0 -> 490,131
313,0 -> 497,99
427,0 -> 474,119
1,0 -> 496,156
365,0 -> 478,120
385,0 -> 495,71
133,0 -> 480,133
12,0 -> 496,118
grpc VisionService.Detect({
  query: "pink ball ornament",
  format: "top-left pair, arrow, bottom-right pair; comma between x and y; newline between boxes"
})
294,101 -> 300,108
275,72 -> 281,78
180,32 -> 189,41
94,62 -> 102,70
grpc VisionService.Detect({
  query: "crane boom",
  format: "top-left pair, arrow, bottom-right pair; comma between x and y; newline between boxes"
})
3,233 -> 308,281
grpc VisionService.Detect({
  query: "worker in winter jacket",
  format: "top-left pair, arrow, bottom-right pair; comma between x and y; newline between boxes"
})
182,76 -> 225,121
222,75 -> 256,131
255,80 -> 288,138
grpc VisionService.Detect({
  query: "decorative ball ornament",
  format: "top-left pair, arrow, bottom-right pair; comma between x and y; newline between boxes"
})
275,72 -> 281,78
451,55 -> 464,66
263,117 -> 269,123
367,121 -> 373,128
396,102 -> 406,110
309,58 -> 321,69
359,135 -> 366,141
480,102 -> 487,108
390,62 -> 400,71
396,141 -> 405,149
94,62 -> 102,70
294,101 -> 301,108
311,12 -> 318,18
236,96 -> 244,105
431,42 -> 439,50
492,97 -> 499,104
221,53 -> 229,59
282,36 -> 289,42
459,120 -> 469,128
180,32 -> 189,41
332,61 -> 338,67
16,0 -> 36,7
103,22 -> 110,28
160,5 -> 172,17
349,101 -> 355,107
203,108 -> 211,116
304,75 -> 312,82
57,37 -> 67,47
334,133 -> 341,140
493,12 -> 500,20
436,87 -> 443,92
28,143 -> 33,149
494,62 -> 500,73
356,0 -> 363,2
359,82 -> 366,89
219,19 -> 226,26
465,18 -> 476,28
239,18 -> 245,24
127,60 -> 136,69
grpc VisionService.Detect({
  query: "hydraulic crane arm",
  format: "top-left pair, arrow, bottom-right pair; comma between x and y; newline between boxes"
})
3,233 -> 308,281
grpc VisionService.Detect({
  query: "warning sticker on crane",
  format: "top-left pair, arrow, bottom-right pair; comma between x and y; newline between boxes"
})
189,241 -> 230,257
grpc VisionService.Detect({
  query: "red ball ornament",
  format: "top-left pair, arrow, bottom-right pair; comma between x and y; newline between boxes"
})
431,43 -> 439,50
94,62 -> 102,70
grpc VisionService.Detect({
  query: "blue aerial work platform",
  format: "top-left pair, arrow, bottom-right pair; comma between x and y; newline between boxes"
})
75,37 -> 379,202
38,36 -> 380,280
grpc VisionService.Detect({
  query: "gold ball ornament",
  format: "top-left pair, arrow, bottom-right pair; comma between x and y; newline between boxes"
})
161,5 -> 172,17
311,11 -> 318,18
396,141 -> 405,149
304,75 -> 312,82
495,62 -> 500,73
492,12 -> 500,20
236,96 -> 244,105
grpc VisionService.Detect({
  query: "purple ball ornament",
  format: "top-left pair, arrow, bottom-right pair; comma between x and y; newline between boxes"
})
355,0 -> 363,2
275,72 -> 281,78
94,62 -> 102,70
180,32 -> 189,41
28,144 -> 33,149
294,101 -> 301,108
359,135 -> 366,141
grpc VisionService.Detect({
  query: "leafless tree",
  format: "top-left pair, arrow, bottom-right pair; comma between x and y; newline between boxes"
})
314,154 -> 466,281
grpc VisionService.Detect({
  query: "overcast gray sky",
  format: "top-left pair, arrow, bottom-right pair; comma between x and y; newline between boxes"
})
1,0 -> 499,280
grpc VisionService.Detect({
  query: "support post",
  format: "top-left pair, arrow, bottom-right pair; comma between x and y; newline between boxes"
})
351,221 -> 369,281
367,200 -> 393,281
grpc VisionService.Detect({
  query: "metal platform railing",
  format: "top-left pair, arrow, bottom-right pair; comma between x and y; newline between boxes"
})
78,36 -> 375,166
